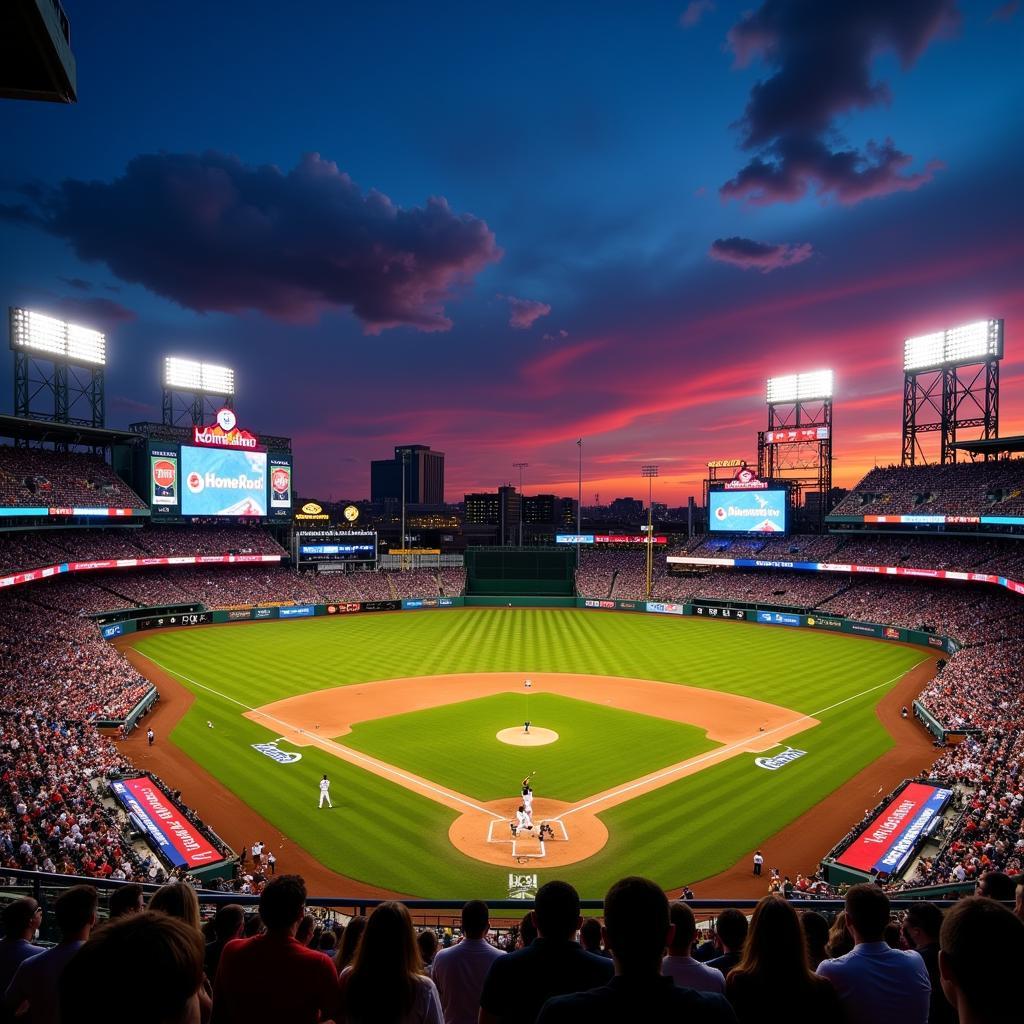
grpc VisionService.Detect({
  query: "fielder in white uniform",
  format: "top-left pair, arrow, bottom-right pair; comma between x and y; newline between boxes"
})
521,776 -> 534,816
318,774 -> 332,808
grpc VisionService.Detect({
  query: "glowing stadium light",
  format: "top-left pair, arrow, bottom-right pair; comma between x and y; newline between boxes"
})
904,319 -> 1003,372
9,307 -> 106,365
766,369 -> 833,404
163,357 -> 235,395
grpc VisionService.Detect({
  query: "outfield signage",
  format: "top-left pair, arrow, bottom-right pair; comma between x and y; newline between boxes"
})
137,612 -> 212,631
757,610 -> 802,627
556,534 -> 594,544
828,513 -> 1024,527
836,782 -> 953,875
666,555 -> 1024,599
110,777 -> 224,869
279,604 -> 315,618
645,601 -> 685,615
251,740 -> 302,764
692,604 -> 746,620
0,506 -> 145,518
755,746 -> 807,771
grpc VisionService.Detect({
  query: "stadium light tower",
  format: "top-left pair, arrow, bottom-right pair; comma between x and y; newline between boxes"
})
642,464 -> 658,600
162,356 -> 235,427
9,307 -> 107,431
759,369 -> 833,533
901,319 -> 1003,465
513,462 -> 528,546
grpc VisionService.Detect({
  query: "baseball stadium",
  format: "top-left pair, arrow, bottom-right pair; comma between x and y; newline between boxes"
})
2,6 -> 1023,1023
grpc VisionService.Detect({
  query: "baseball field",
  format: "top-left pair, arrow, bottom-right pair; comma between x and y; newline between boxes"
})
122,607 -> 932,898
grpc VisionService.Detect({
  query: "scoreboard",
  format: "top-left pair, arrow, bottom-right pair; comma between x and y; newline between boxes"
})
294,530 -> 377,566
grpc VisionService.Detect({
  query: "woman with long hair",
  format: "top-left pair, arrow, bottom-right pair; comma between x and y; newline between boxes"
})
147,882 -> 212,1023
338,902 -> 442,1024
334,914 -> 367,974
827,910 -> 854,959
726,896 -> 840,1023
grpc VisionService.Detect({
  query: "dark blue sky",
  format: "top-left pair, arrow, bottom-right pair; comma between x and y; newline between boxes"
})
1,1 -> 1022,502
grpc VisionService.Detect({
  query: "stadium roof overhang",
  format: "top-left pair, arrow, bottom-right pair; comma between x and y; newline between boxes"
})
0,415 -> 142,447
947,435 -> 1024,457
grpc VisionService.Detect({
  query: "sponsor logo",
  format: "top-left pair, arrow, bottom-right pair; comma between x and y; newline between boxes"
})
272,468 -> 290,492
326,603 -> 361,614
507,872 -> 539,900
253,608 -> 275,619
884,627 -> 901,640
153,460 -> 176,486
646,601 -> 685,615
585,599 -> 616,609
343,504 -> 360,522
806,615 -> 842,629
101,623 -> 124,639
279,605 -> 315,618
706,459 -> 744,468
928,636 -> 943,647
757,611 -> 801,626
850,622 -> 881,635
755,747 -> 808,771
251,740 -> 302,764
227,609 -> 253,621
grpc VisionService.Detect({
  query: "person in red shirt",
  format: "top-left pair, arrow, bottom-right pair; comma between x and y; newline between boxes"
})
212,874 -> 339,1024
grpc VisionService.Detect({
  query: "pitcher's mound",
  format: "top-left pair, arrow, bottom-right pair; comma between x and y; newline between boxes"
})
496,727 -> 558,746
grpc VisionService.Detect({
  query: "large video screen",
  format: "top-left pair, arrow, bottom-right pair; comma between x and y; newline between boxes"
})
709,489 -> 788,534
181,446 -> 267,517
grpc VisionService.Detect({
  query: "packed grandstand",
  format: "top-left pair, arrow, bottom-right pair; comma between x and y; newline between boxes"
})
0,444 -> 1019,915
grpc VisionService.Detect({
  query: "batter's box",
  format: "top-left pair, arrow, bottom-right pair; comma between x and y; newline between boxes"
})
487,819 -> 569,845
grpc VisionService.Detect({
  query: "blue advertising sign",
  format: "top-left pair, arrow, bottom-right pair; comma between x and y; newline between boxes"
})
709,489 -> 788,534
556,534 -> 595,544
279,604 -> 315,618
102,623 -> 124,639
756,610 -> 802,626
181,446 -> 267,517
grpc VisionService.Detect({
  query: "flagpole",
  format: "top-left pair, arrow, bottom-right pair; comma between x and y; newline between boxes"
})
576,438 -> 583,565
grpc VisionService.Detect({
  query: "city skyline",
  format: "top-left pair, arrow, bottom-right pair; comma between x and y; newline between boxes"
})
1,2 -> 1022,504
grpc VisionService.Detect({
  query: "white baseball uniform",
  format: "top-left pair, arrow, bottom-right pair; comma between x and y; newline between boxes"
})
516,808 -> 532,831
319,777 -> 332,808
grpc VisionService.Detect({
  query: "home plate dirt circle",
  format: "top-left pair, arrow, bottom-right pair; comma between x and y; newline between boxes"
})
496,727 -> 559,746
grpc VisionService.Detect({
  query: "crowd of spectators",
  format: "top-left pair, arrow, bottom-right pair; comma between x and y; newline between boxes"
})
2,874 -> 1022,1024
0,446 -> 147,511
831,459 -> 1024,517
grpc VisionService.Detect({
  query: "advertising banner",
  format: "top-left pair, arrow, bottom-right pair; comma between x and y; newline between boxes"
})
150,452 -> 179,507
805,614 -> 843,630
269,458 -> 292,511
693,604 -> 747,620
326,603 -> 362,614
137,611 -> 212,631
181,446 -> 267,517
645,601 -> 685,615
709,489 -> 788,534
362,600 -> 401,612
836,782 -> 953,874
556,534 -> 595,544
765,427 -> 829,443
278,605 -> 315,618
109,777 -> 224,869
402,598 -> 440,609
756,610 -> 802,626
102,623 -> 125,638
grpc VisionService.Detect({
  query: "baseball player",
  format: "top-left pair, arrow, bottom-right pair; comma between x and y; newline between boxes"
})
515,805 -> 533,832
318,774 -> 332,809
521,774 -> 535,817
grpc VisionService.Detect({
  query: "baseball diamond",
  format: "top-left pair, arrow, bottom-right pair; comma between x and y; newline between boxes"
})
117,607 -> 934,897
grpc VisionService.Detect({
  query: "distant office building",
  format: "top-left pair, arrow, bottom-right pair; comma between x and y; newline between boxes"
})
371,444 -> 445,505
608,497 -> 643,521
523,494 -> 577,526
464,486 -> 521,544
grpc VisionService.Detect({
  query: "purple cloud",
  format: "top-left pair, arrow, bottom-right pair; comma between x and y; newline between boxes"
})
709,236 -> 813,272
501,294 -> 552,329
722,0 -> 957,205
3,151 -> 501,334
680,1 -> 715,28
50,295 -> 137,327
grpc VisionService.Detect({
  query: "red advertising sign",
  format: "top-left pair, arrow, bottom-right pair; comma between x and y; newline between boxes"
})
192,407 -> 260,450
594,535 -> 668,544
765,427 -> 829,443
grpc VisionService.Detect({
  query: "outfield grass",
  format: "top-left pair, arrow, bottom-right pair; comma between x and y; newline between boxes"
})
342,692 -> 719,802
132,608 -> 928,896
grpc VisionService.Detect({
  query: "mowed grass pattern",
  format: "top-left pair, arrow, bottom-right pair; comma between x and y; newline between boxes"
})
342,692 -> 719,803
132,609 -> 928,896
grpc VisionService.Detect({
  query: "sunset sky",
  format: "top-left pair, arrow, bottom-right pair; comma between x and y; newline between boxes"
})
1,1 -> 1022,505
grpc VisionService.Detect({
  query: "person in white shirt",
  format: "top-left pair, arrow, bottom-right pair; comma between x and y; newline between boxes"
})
318,775 -> 332,809
661,901 -> 726,995
817,883 -> 930,1024
515,806 -> 532,833
431,901 -> 504,1024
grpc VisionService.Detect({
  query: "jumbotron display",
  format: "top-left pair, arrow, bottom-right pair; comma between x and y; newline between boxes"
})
181,447 -> 267,517
709,488 -> 789,534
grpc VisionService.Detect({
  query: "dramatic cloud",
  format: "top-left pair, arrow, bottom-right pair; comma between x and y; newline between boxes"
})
500,294 -> 552,329
680,1 -> 715,28
709,236 -> 813,272
59,276 -> 92,291
2,151 -> 501,333
48,295 -> 137,328
721,0 -> 957,205
542,329 -> 569,341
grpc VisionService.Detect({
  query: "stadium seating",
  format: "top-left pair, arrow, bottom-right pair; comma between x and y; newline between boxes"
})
0,445 -> 146,509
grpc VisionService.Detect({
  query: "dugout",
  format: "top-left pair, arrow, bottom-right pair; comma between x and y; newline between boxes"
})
464,546 -> 576,597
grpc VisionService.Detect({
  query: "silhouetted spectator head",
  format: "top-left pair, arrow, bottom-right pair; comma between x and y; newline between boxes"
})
417,928 -> 438,965
296,914 -> 316,946
461,900 -> 489,940
827,911 -> 854,958
60,911 -> 203,1024
975,871 -> 1016,902
318,931 -> 336,953
532,880 -> 582,942
845,884 -> 890,944
108,883 -> 145,920
149,882 -> 201,931
55,885 -> 98,939
903,902 -> 943,949
734,895 -> 810,979
213,904 -> 245,943
335,914 -> 366,972
603,876 -> 671,973
258,875 -> 306,932
716,907 -> 748,953
518,910 -> 538,947
2,897 -> 41,939
668,901 -> 697,954
800,910 -> 829,968
939,896 -> 1024,1023
1014,875 -> 1024,923
579,917 -> 603,954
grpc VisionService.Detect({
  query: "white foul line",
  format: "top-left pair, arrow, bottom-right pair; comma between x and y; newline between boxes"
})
138,653 -> 504,820
556,670 -> 913,820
